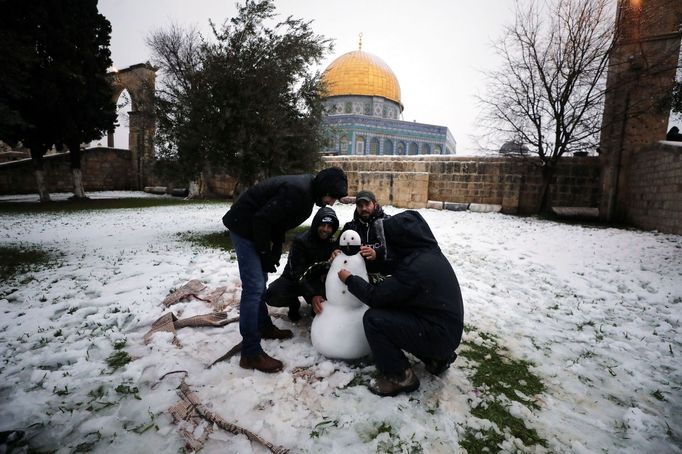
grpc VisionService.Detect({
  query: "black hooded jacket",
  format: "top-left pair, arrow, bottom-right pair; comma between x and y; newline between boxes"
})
281,206 -> 339,287
346,211 -> 464,338
222,168 -> 347,255
340,204 -> 390,273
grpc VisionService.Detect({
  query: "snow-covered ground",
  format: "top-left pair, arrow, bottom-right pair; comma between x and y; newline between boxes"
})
0,192 -> 680,453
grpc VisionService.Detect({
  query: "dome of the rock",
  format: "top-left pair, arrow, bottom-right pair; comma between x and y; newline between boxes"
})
322,50 -> 402,110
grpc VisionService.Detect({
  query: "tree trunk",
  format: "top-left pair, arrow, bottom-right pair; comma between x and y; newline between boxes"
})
30,147 -> 51,202
34,169 -> 51,202
187,170 -> 206,199
69,143 -> 87,198
71,168 -> 86,198
538,164 -> 554,214
187,179 -> 202,199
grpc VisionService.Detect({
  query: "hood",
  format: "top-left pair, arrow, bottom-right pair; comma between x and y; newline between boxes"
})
310,206 -> 339,236
381,210 -> 439,260
313,167 -> 348,206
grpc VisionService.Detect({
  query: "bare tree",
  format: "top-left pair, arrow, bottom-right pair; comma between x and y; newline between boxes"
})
479,0 -> 617,212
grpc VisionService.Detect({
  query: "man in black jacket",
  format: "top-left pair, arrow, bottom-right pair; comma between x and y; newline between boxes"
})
338,211 -> 464,396
265,206 -> 339,322
222,167 -> 347,373
337,190 -> 390,275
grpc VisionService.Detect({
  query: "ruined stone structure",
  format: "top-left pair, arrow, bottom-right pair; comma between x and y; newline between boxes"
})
107,63 -> 157,189
0,147 -> 134,194
599,0 -> 682,233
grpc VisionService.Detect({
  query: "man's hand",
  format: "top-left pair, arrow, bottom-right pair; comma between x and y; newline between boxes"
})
360,245 -> 376,261
259,252 -> 277,273
271,243 -> 283,267
312,295 -> 325,314
338,268 -> 352,283
330,249 -> 342,261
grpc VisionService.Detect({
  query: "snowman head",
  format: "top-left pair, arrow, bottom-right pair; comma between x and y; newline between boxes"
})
339,230 -> 361,256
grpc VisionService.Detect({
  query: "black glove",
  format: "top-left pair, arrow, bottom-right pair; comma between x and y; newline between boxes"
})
271,243 -> 283,268
259,251 -> 277,273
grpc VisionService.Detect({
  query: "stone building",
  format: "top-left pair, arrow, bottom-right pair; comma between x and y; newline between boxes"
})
320,45 -> 456,156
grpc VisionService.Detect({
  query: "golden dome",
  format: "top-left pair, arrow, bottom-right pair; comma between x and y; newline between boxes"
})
322,50 -> 402,109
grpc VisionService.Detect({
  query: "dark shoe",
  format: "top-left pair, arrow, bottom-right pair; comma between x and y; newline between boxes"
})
239,352 -> 283,373
260,324 -> 293,340
288,300 -> 301,322
423,352 -> 457,376
368,368 -> 420,397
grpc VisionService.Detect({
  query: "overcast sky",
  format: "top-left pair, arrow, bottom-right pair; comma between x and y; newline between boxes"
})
98,0 -> 522,154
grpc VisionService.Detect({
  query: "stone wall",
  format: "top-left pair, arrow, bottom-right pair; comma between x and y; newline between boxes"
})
599,0 -> 682,221
626,141 -> 682,235
322,155 -> 601,213
0,147 -> 134,194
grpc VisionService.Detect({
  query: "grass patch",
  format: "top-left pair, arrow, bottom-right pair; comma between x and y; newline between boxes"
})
180,225 -> 309,252
0,197 -> 225,214
105,350 -> 131,372
471,400 -> 546,448
459,332 -> 544,409
459,328 -> 548,452
179,231 -> 233,251
0,243 -> 59,283
460,427 -> 506,453
359,422 -> 423,453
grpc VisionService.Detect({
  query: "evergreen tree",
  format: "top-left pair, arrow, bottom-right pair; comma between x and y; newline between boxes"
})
0,0 -> 115,201
149,0 -> 332,195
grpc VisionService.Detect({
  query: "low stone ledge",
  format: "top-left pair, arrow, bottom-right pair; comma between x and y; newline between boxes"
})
426,200 -> 444,210
144,186 -> 167,195
444,202 -> 469,211
551,206 -> 599,219
469,203 -> 502,213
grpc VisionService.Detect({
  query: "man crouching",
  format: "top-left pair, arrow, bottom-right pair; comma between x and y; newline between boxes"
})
337,211 -> 464,396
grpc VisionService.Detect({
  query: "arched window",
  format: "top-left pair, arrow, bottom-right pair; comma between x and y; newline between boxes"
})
369,138 -> 380,155
397,141 -> 406,155
383,139 -> 394,155
421,143 -> 431,155
355,135 -> 366,155
408,142 -> 418,155
339,135 -> 349,155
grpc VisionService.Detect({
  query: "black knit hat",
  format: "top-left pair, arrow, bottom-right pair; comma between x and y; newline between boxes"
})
313,167 -> 348,204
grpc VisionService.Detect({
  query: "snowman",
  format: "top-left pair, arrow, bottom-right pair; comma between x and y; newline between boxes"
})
310,230 -> 371,360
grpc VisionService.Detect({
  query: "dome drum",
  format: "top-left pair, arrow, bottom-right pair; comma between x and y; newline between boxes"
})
323,95 -> 401,120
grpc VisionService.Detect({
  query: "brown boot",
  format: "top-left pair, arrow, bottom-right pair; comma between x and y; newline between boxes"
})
260,324 -> 293,340
239,352 -> 283,373
422,351 -> 458,376
368,368 -> 420,397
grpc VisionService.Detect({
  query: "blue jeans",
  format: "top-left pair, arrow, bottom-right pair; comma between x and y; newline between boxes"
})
229,231 -> 274,356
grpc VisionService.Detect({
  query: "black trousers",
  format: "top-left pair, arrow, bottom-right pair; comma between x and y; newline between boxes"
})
363,308 -> 460,377
265,276 -> 310,308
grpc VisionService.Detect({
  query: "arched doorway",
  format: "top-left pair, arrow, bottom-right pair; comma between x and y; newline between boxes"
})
106,63 -> 157,189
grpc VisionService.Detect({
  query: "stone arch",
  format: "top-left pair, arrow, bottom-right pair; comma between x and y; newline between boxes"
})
339,135 -> 349,155
408,142 -> 418,155
107,63 -> 157,189
369,137 -> 380,155
434,144 -> 443,155
421,143 -> 431,155
383,139 -> 394,155
396,141 -> 406,155
355,135 -> 366,155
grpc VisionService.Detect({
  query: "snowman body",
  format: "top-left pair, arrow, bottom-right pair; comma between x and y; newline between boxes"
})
310,231 -> 371,360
